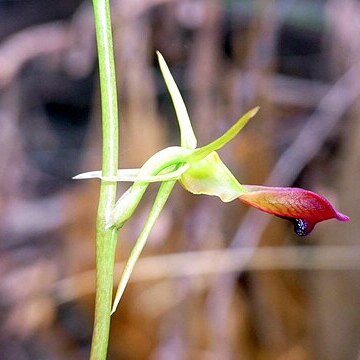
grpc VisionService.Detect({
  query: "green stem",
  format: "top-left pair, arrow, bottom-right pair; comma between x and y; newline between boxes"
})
90,0 -> 119,359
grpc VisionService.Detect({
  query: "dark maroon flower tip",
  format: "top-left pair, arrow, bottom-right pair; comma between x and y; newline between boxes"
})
238,186 -> 350,236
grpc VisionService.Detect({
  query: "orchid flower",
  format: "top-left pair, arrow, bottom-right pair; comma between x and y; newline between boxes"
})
74,52 -> 349,312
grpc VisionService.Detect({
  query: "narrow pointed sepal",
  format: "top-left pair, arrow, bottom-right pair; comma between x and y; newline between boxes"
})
238,186 -> 350,236
190,107 -> 259,162
157,51 -> 197,150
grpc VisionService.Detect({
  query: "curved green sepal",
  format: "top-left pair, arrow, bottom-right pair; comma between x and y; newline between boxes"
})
111,180 -> 175,314
180,152 -> 246,202
109,146 -> 192,229
157,51 -> 197,149
190,107 -> 259,162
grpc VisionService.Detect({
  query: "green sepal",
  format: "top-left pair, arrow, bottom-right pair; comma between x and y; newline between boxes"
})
111,180 -> 176,314
189,107 -> 259,162
180,151 -> 247,202
109,146 -> 192,229
157,51 -> 197,150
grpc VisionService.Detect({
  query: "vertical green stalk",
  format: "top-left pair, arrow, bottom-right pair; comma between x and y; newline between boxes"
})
91,0 -> 119,359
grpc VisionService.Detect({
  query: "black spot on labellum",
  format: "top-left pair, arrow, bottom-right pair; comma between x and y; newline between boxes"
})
277,216 -> 313,236
292,218 -> 310,236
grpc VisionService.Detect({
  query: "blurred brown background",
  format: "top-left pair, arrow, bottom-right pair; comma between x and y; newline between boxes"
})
0,0 -> 359,359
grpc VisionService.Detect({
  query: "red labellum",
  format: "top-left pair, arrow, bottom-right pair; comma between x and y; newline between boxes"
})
238,186 -> 350,236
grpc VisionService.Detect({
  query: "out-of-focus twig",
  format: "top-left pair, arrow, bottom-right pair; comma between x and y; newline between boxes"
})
0,22 -> 70,88
269,73 -> 329,108
0,3 -> 95,89
1,194 -> 68,240
53,245 -> 360,305
113,0 -> 176,19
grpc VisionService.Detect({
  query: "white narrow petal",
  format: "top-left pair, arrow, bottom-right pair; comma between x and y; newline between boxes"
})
73,163 -> 189,183
72,169 -> 140,180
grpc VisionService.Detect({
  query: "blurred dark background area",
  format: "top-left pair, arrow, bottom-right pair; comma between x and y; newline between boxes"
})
0,0 -> 359,359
